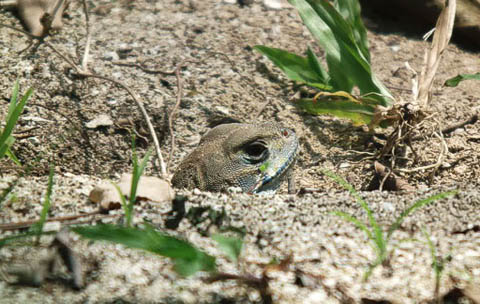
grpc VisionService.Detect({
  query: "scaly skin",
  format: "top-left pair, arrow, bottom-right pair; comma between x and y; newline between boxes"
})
172,122 -> 298,193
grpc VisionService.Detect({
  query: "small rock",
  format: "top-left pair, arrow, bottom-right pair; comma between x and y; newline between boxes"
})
103,51 -> 119,61
263,0 -> 290,9
85,114 -> 113,129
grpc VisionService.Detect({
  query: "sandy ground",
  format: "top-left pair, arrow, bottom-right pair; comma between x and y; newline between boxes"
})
0,0 -> 479,303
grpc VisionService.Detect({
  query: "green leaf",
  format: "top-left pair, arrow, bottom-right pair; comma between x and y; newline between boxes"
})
444,72 -> 480,87
254,45 -> 328,85
296,97 -> 375,125
72,223 -> 216,277
323,169 -> 385,255
333,0 -> 369,62
212,233 -> 243,262
306,46 -> 330,84
288,0 -> 393,105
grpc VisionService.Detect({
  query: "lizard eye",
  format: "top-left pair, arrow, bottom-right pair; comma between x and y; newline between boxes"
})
243,141 -> 269,164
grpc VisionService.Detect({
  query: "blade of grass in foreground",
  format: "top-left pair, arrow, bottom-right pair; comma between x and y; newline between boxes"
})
322,170 -> 383,243
387,190 -> 457,240
211,233 -> 243,263
126,135 -> 152,227
72,223 -> 216,277
30,165 -> 55,243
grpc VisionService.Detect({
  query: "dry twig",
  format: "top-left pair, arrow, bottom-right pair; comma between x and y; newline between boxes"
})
0,211 -> 121,231
166,62 -> 187,172
80,0 -> 91,72
1,19 -> 168,179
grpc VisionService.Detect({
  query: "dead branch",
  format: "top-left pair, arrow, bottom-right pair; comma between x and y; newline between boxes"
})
398,131 -> 448,174
417,0 -> 456,108
112,61 -> 177,75
76,72 -> 168,178
0,211 -> 123,231
80,0 -> 91,71
166,62 -> 186,172
0,22 -> 168,179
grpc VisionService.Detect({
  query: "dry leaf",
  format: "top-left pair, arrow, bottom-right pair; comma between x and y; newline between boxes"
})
368,161 -> 415,191
89,174 -> 175,211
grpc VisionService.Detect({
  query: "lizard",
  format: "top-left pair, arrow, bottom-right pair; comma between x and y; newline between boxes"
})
0,0 -> 67,36
171,122 -> 298,194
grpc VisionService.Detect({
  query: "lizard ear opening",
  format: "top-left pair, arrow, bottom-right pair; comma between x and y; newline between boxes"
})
242,141 -> 269,164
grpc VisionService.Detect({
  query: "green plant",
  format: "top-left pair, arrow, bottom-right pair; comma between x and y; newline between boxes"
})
444,72 -> 480,87
324,169 -> 457,280
73,223 -> 216,276
421,227 -> 445,302
0,166 -> 56,248
73,223 -> 244,277
212,233 -> 243,262
30,164 -> 55,243
112,136 -> 152,227
254,0 -> 393,128
0,80 -> 33,164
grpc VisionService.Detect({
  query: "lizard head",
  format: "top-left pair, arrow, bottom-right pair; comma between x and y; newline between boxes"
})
172,122 -> 298,193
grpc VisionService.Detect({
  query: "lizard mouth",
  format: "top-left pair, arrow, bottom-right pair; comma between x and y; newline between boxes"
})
250,136 -> 298,193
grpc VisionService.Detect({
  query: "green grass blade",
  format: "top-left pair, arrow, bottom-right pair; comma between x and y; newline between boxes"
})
6,80 -> 19,122
387,190 -> 457,240
331,211 -> 373,241
254,45 -> 328,85
288,0 -> 393,105
421,227 -> 441,276
363,254 -> 384,281
211,233 -> 243,262
444,72 -> 480,87
127,135 -> 152,227
30,165 -> 55,243
0,136 -> 15,160
323,169 -> 386,255
5,147 -> 21,166
111,182 -> 130,225
72,223 -> 216,276
130,147 -> 152,203
0,86 -> 33,159
295,97 -> 375,125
